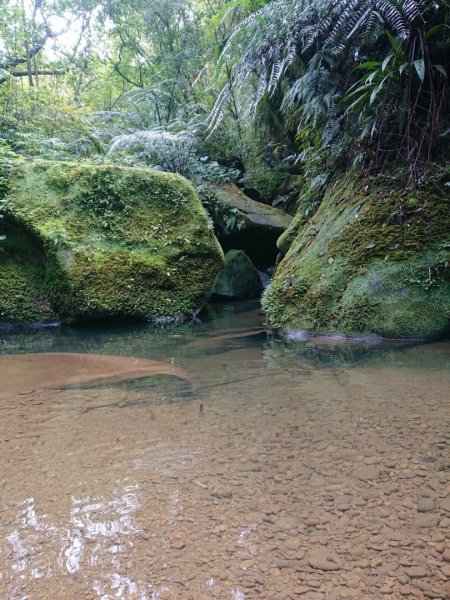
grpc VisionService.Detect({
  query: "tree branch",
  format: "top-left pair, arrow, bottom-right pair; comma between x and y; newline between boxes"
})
0,69 -> 66,85
0,38 -> 49,72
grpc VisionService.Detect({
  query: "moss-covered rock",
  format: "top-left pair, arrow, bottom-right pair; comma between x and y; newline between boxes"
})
277,185 -> 323,255
210,183 -> 292,230
212,250 -> 263,300
206,183 -> 292,269
0,219 -> 57,324
263,170 -> 450,339
0,161 -> 223,323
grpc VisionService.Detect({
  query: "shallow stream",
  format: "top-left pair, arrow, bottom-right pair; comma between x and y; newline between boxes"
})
0,302 -> 449,599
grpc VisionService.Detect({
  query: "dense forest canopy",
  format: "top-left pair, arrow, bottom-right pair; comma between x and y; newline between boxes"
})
0,0 -> 449,193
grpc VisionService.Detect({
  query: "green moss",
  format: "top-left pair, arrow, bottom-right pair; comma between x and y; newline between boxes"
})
242,163 -> 286,201
263,170 -> 450,339
277,185 -> 323,255
209,183 -> 292,232
0,220 -> 56,323
0,265 -> 55,323
0,155 -> 22,201
328,178 -> 450,266
213,250 -> 263,299
338,252 -> 450,339
2,160 -> 223,323
277,211 -> 305,255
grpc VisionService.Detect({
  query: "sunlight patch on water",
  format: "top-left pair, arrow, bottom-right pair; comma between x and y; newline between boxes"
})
4,485 -> 142,596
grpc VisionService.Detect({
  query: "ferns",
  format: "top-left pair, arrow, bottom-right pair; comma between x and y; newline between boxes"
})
319,0 -> 428,51
208,0 -> 449,179
207,82 -> 233,136
108,129 -> 198,175
208,0 -> 312,131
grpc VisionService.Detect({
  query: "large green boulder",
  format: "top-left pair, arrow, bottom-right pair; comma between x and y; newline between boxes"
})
263,171 -> 450,339
212,249 -> 263,300
0,161 -> 223,323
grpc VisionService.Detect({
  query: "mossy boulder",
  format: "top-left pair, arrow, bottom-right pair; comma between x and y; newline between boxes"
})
0,220 -> 57,324
0,160 -> 223,323
212,250 -> 263,300
277,185 -> 323,256
207,183 -> 292,269
263,171 -> 450,339
210,183 -> 292,230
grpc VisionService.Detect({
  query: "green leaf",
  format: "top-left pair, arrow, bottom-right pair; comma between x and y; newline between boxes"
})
370,119 -> 377,138
381,54 -> 394,73
369,85 -> 380,106
369,75 -> 390,106
346,93 -> 370,112
344,82 -> 375,99
413,59 -> 425,83
386,32 -> 406,61
424,24 -> 449,40
355,61 -> 382,70
434,64 -> 447,78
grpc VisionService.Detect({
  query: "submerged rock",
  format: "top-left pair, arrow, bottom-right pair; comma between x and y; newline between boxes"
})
0,161 -> 223,324
0,353 -> 189,396
263,171 -> 450,339
212,250 -> 263,300
207,183 -> 291,269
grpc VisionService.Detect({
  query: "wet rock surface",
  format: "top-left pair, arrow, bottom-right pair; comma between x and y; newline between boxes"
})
0,323 -> 449,599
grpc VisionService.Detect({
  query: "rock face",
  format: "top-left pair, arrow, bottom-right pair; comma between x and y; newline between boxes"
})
207,183 -> 292,269
0,219 -> 57,324
212,250 -> 263,300
263,172 -> 450,339
0,161 -> 223,324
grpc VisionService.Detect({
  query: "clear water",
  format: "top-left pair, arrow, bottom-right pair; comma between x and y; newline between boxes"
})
0,302 -> 449,599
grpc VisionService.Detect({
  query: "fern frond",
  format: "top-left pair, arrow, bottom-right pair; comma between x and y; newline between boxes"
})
207,82 -> 233,134
376,0 -> 408,39
402,0 -> 421,22
346,6 -> 373,40
268,60 -> 282,94
255,72 -> 268,105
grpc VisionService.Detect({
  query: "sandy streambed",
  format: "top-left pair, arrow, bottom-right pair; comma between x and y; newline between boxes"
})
0,341 -> 449,599
0,352 -> 189,395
